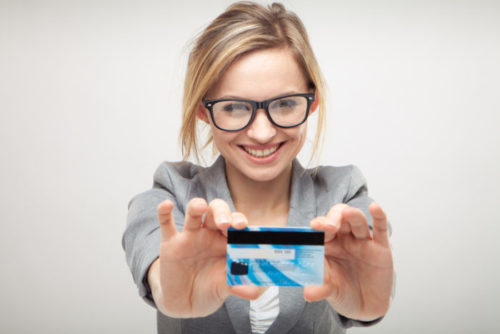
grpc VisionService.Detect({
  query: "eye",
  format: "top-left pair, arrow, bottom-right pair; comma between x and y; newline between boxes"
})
222,102 -> 250,113
214,101 -> 252,119
271,97 -> 302,113
277,99 -> 298,108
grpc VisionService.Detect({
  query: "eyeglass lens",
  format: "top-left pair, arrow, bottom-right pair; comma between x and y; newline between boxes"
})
211,95 -> 308,130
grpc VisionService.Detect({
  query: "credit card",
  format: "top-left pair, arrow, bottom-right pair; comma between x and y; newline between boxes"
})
226,226 -> 324,286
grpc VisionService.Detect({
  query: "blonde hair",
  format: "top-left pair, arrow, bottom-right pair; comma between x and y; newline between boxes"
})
180,1 -> 326,164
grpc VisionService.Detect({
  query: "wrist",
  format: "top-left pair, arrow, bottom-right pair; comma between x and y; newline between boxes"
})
148,258 -> 169,315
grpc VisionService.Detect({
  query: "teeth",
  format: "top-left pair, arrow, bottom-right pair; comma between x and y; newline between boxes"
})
243,145 -> 279,157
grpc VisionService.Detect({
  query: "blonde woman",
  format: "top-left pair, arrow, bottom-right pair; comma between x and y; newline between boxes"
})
123,2 -> 394,333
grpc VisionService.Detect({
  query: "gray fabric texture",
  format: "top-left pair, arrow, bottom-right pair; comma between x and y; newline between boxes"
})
122,156 -> 383,333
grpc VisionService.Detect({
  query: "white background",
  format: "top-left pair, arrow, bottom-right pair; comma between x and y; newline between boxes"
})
1,0 -> 499,333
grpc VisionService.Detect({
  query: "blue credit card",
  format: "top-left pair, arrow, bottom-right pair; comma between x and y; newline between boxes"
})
226,226 -> 324,286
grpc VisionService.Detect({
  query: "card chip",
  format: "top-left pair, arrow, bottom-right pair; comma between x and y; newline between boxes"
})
230,261 -> 249,275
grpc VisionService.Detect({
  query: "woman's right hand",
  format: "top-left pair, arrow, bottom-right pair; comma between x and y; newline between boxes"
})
148,198 -> 260,318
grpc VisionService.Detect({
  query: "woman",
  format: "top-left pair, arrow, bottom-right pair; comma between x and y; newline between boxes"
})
123,2 -> 394,333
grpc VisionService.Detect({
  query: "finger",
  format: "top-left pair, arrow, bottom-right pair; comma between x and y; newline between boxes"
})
205,198 -> 233,230
310,216 -> 337,242
183,198 -> 208,231
218,212 -> 247,237
158,200 -> 177,242
343,206 -> 371,240
310,216 -> 325,231
231,212 -> 248,230
326,204 -> 350,234
370,202 -> 390,247
229,285 -> 261,300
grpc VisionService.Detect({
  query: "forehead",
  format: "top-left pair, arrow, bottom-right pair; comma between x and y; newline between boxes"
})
208,48 -> 309,100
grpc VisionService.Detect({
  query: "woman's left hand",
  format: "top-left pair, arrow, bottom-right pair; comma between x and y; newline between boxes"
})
304,202 -> 394,321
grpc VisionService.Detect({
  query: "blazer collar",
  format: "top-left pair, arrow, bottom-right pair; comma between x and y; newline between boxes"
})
203,156 -> 318,333
203,156 -> 317,218
202,156 -> 234,208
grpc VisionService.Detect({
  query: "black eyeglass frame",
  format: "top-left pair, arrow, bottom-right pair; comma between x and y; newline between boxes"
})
203,93 -> 315,132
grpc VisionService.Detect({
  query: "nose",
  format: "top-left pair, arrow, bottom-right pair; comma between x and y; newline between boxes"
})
246,109 -> 276,143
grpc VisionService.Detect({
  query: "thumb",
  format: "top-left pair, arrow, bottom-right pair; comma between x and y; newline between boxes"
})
303,265 -> 337,302
229,285 -> 262,300
304,283 -> 335,302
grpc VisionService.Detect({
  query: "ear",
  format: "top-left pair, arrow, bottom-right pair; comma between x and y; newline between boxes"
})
197,103 -> 210,124
310,95 -> 319,114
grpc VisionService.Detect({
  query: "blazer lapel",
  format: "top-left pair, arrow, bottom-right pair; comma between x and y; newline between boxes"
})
202,156 -> 237,210
265,287 -> 306,334
287,159 -> 317,228
224,296 -> 252,334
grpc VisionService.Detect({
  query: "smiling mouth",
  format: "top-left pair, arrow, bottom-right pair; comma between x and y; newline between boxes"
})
241,143 -> 282,158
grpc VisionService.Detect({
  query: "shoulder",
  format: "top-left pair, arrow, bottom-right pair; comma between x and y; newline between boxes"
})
127,160 -> 203,211
313,164 -> 364,184
153,160 -> 201,185
152,160 -> 205,198
294,162 -> 369,210
302,163 -> 373,220
309,164 -> 367,194
152,157 -> 226,199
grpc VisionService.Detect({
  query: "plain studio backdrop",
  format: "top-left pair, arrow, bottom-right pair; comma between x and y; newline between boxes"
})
1,0 -> 499,333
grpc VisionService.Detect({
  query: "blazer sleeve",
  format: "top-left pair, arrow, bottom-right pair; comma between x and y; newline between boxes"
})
121,161 -> 195,307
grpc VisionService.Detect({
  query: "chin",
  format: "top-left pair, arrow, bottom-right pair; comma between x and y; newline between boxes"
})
240,164 -> 289,183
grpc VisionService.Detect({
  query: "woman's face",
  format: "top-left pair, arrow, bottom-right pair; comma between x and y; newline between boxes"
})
200,48 -> 311,183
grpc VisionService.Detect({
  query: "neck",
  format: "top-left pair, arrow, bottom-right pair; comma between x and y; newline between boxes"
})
224,161 -> 293,226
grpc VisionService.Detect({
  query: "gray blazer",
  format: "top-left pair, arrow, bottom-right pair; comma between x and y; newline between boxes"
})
123,156 -> 381,333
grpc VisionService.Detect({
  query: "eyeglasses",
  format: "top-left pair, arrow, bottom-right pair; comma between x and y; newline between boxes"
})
203,93 -> 315,132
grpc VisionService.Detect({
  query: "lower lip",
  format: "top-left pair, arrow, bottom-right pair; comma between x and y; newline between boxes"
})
240,143 -> 285,165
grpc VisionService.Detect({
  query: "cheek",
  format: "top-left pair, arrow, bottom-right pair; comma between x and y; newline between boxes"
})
296,128 -> 307,149
211,128 -> 238,151
286,124 -> 307,144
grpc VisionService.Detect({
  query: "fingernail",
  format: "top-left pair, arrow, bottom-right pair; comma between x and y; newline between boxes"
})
217,214 -> 230,224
